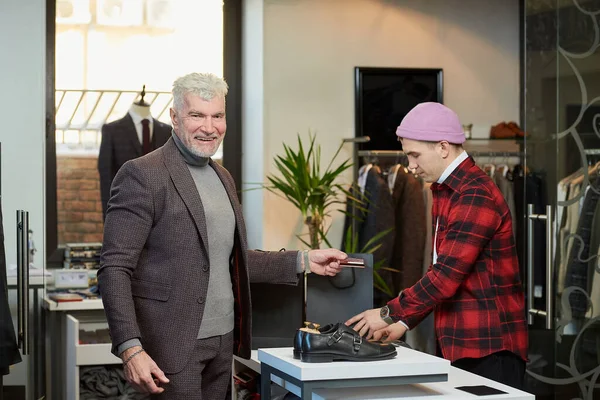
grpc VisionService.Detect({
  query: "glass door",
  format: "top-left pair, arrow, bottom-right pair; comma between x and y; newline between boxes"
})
524,1 -> 600,399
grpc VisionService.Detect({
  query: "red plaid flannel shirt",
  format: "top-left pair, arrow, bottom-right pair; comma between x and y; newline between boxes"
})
388,156 -> 528,362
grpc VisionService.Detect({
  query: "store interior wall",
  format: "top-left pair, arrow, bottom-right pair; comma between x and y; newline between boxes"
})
242,0 -> 265,250
0,0 -> 46,277
0,0 -> 46,393
0,0 -> 520,263
249,0 -> 520,251
0,0 -> 521,262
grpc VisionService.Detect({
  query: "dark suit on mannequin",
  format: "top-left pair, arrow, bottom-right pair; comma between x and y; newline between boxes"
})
98,113 -> 172,219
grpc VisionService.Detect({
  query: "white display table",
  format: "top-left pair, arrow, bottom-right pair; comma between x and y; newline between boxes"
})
258,346 -> 450,400
254,347 -> 534,400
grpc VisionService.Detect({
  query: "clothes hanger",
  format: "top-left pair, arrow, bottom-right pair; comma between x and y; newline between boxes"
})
495,153 -> 510,177
483,163 -> 495,177
570,166 -> 595,187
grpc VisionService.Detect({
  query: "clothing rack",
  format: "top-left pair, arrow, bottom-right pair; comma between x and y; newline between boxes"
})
470,151 -> 525,157
343,137 -> 371,144
343,136 -> 371,185
357,150 -> 526,158
357,150 -> 405,157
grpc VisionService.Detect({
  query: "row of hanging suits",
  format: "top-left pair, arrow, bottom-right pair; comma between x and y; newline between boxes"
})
341,163 -> 426,304
556,162 -> 600,320
341,161 -> 437,355
341,155 -> 599,357
481,158 -> 600,321
340,158 -> 551,355
342,158 -> 544,299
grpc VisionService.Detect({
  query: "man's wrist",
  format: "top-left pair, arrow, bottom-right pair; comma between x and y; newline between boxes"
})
295,250 -> 312,274
303,250 -> 311,273
122,347 -> 145,366
117,338 -> 142,357
120,345 -> 143,361
379,306 -> 394,325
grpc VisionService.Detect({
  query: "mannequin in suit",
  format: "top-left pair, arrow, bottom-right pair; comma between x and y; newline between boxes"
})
98,95 -> 172,219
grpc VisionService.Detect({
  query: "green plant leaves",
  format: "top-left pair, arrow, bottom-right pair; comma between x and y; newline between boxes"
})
254,131 -> 397,296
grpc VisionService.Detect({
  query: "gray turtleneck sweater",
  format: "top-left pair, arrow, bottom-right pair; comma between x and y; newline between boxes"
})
171,133 -> 236,339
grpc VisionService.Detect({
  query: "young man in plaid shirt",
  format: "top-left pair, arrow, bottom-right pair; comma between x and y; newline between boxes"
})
347,102 -> 528,389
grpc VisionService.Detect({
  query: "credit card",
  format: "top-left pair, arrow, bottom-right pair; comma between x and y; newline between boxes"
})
340,257 -> 365,267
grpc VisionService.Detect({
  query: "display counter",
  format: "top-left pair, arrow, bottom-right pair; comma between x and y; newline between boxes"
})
233,347 -> 534,400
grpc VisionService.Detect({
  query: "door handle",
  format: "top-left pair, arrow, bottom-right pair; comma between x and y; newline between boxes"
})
16,210 -> 30,355
526,204 -> 554,329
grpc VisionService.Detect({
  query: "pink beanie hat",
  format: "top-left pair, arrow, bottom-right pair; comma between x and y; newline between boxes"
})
396,102 -> 465,144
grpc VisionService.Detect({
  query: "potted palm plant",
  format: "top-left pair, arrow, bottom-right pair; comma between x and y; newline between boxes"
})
257,132 -> 397,298
261,132 -> 354,250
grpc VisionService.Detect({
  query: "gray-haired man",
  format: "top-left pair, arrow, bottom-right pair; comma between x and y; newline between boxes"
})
98,72 -> 347,399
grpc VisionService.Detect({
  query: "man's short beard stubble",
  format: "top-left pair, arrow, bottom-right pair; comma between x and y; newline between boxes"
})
176,117 -> 220,158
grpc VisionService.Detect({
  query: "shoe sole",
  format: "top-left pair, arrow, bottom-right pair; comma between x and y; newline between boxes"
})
299,352 -> 396,363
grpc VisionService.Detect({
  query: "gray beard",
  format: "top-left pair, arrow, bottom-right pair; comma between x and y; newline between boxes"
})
187,143 -> 216,158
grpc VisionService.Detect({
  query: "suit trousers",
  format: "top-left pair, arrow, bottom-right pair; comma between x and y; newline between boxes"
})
153,331 -> 234,400
451,350 -> 525,390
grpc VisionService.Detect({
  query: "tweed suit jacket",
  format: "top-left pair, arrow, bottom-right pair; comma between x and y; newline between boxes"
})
97,138 -> 299,374
97,113 -> 172,219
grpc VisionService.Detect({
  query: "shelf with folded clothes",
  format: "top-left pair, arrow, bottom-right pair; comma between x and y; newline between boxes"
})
79,365 -> 149,400
64,312 -> 121,400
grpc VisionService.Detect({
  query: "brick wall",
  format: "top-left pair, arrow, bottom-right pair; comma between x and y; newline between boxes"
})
57,156 -> 103,244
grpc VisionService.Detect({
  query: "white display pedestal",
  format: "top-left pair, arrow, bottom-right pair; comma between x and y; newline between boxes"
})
258,346 -> 449,400
249,347 -> 535,400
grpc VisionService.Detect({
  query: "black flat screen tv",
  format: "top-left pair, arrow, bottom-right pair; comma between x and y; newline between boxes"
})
355,67 -> 443,153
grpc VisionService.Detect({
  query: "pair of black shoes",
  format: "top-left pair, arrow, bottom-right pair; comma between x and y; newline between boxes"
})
293,322 -> 398,363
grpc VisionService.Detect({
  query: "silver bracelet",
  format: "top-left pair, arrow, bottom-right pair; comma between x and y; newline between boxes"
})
303,250 -> 311,273
123,348 -> 145,366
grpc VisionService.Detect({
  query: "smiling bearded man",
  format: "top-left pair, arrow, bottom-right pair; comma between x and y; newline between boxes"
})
98,72 -> 348,399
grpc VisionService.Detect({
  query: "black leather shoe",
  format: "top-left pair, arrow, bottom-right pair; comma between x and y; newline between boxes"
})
293,323 -> 336,359
300,323 -> 397,363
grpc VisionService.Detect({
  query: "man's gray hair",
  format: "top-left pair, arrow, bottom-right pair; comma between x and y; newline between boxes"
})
172,72 -> 229,111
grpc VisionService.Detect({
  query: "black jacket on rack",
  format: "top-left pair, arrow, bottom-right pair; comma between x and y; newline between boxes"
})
0,201 -> 22,375
342,166 -> 395,306
565,174 -> 600,318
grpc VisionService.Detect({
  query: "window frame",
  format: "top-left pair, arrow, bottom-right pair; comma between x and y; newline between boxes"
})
45,0 -> 243,264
